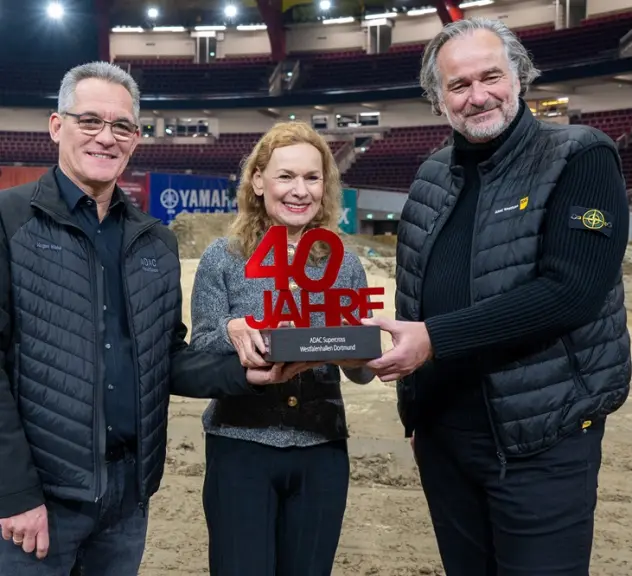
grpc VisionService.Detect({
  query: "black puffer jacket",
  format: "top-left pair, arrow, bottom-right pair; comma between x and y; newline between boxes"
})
0,168 -> 255,518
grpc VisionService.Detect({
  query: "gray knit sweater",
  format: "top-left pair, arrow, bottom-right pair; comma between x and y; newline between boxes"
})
189,236 -> 374,448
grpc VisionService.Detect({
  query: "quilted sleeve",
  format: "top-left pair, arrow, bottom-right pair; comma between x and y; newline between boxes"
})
189,239 -> 238,355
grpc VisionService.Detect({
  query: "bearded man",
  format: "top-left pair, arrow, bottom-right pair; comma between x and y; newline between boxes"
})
364,17 -> 631,576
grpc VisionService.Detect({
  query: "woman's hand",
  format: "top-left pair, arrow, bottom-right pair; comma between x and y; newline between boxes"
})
227,318 -> 269,368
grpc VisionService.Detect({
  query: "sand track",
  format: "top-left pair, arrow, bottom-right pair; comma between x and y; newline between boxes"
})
138,214 -> 632,575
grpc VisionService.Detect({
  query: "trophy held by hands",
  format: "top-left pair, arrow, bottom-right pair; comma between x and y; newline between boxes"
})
244,226 -> 384,363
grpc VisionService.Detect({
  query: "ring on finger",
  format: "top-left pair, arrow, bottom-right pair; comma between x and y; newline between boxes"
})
12,536 -> 24,545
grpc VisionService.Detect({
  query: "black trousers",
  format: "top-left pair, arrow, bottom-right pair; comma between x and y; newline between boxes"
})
414,420 -> 604,576
202,434 -> 350,576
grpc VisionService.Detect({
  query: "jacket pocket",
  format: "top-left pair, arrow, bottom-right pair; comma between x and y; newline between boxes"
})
561,336 -> 589,397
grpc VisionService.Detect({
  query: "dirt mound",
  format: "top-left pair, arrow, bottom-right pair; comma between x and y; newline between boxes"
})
169,212 -> 237,258
361,256 -> 396,279
343,233 -> 398,258
169,212 -> 399,260
349,454 -> 421,488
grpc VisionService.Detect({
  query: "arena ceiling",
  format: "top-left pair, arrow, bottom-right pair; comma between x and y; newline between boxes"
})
109,0 -> 449,27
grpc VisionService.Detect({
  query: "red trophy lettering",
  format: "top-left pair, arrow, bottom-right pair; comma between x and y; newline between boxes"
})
244,226 -> 384,362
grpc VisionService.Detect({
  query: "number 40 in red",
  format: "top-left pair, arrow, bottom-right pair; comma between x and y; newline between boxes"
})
244,226 -> 384,329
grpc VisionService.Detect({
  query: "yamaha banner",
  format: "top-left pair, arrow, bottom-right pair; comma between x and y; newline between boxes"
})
339,188 -> 358,235
149,172 -> 237,225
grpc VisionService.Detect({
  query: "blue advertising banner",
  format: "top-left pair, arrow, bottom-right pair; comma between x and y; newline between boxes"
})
339,188 -> 358,235
149,172 -> 237,225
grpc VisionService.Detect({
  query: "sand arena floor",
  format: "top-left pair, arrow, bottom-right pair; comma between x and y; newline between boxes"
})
138,214 -> 632,575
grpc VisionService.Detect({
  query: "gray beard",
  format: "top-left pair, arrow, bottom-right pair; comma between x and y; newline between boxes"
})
449,95 -> 520,143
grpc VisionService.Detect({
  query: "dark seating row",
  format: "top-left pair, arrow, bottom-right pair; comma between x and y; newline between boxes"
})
295,12 -> 632,91
1,14 -> 631,97
0,131 -> 347,177
0,108 -> 630,189
344,108 -> 632,190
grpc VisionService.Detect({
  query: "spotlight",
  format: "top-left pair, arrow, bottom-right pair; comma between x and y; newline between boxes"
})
319,0 -> 331,10
47,1 -> 64,19
224,5 -> 238,18
147,7 -> 159,19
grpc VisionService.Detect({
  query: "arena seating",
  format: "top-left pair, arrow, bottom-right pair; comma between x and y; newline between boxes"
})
620,147 -> 632,189
292,13 -> 632,91
520,12 -> 632,68
293,45 -> 423,91
342,110 -> 632,191
570,108 -> 632,192
0,57 -> 275,97
569,108 -> 632,187
0,61 -> 69,95
1,105 -> 631,188
114,55 -> 272,66
129,134 -> 348,171
119,58 -> 276,95
342,125 -> 452,190
1,14 -> 631,97
0,131 -> 57,164
570,108 -> 632,140
0,131 -> 349,176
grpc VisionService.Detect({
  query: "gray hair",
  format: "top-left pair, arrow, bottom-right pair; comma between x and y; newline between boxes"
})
58,61 -> 141,123
420,17 -> 541,116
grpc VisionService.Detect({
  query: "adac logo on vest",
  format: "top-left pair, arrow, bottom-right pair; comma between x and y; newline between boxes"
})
569,206 -> 613,237
493,195 -> 529,215
140,257 -> 160,273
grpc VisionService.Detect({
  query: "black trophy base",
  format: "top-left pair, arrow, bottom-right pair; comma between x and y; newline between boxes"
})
261,325 -> 382,363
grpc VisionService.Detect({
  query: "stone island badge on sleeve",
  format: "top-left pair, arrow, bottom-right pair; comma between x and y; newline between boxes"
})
569,206 -> 613,237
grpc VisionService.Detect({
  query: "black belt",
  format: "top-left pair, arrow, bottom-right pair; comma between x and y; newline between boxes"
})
105,442 -> 136,463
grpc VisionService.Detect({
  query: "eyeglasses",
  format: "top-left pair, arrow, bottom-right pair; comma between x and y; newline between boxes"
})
64,112 -> 138,141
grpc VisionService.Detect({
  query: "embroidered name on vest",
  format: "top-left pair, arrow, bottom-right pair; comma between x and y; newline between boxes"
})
36,242 -> 62,251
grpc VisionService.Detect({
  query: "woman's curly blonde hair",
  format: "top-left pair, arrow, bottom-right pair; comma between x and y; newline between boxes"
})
227,120 -> 342,264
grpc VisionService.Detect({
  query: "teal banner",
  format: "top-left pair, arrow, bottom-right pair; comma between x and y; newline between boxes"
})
339,188 -> 357,234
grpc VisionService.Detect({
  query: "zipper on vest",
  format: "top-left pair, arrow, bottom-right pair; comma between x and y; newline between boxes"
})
481,382 -> 508,481
121,267 -> 143,506
496,450 -> 507,480
468,172 -> 508,482
121,221 -> 159,507
91,253 -> 106,502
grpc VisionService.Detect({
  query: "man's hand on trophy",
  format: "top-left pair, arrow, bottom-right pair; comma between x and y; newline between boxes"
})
329,319 -> 373,371
360,317 -> 433,382
246,362 -> 321,385
227,318 -> 270,368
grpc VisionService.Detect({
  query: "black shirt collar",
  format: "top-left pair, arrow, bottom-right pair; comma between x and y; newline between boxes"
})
55,166 -> 124,214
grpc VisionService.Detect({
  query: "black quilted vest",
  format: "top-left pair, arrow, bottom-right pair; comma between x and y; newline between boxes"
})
396,107 -> 631,458
3,169 -> 181,505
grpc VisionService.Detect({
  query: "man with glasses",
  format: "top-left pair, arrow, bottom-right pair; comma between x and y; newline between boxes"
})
0,61 -> 306,575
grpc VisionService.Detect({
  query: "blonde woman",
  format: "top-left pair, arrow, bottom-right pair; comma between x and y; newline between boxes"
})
189,121 -> 373,575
